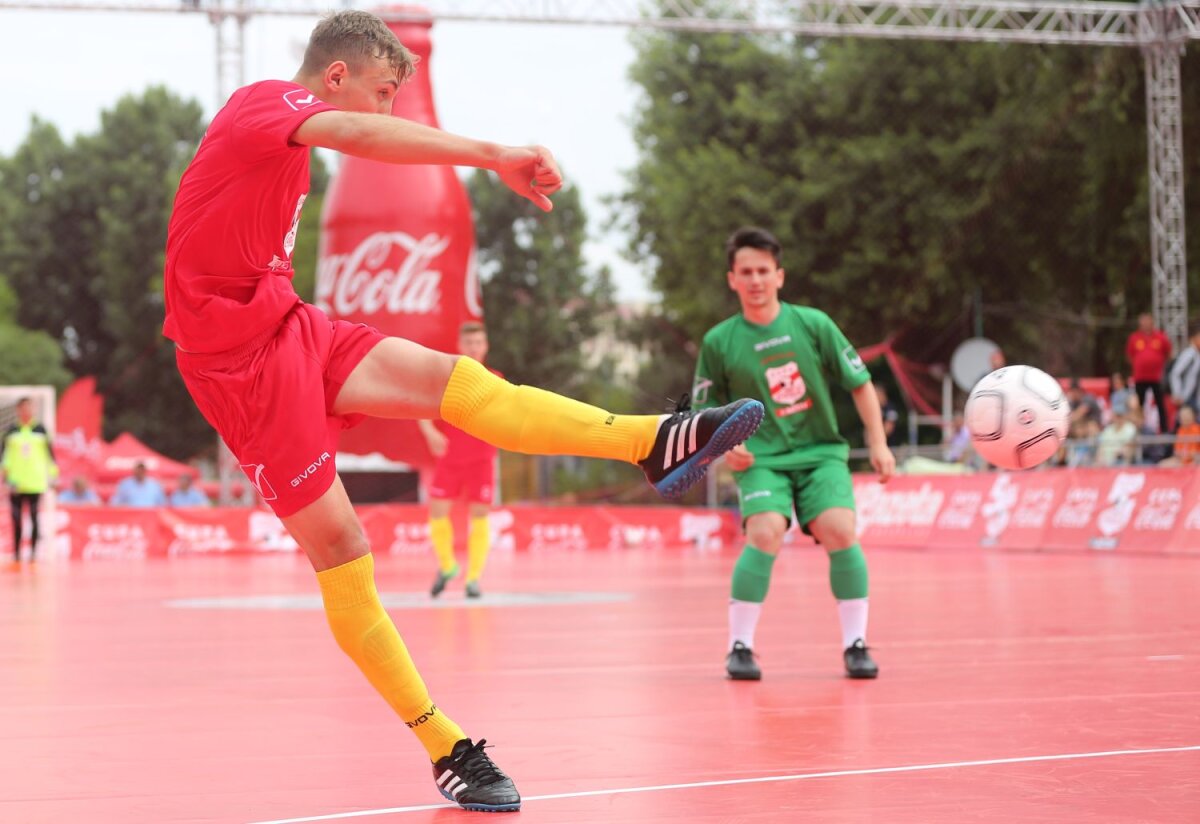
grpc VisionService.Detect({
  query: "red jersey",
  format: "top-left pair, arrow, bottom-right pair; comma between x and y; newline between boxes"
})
163,81 -> 337,354
1126,329 -> 1172,382
436,367 -> 502,467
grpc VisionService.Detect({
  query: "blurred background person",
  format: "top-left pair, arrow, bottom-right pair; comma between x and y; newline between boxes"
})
1168,321 -> 1200,417
168,473 -> 209,507
1108,372 -> 1133,421
59,476 -> 101,506
1095,409 -> 1138,467
419,322 -> 501,599
2,397 -> 59,560
1127,312 -> 1172,434
110,461 -> 166,507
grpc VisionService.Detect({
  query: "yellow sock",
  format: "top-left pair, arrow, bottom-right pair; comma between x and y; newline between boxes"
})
466,515 -> 490,583
429,515 -> 457,574
440,356 -> 660,464
316,554 -> 465,760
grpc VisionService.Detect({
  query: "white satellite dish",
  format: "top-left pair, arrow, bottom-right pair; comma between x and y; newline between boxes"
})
950,337 -> 1000,391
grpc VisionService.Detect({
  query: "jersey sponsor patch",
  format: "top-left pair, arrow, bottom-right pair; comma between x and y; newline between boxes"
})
842,345 -> 865,372
692,376 -> 713,405
754,334 -> 792,352
766,361 -> 807,406
282,88 -> 321,110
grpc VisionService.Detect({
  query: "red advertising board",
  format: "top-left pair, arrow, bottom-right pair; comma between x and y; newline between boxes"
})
49,468 -> 1200,559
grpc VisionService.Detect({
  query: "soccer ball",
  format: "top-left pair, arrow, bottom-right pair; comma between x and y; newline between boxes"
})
964,366 -> 1069,470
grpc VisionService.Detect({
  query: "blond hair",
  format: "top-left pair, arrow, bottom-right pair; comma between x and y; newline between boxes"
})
459,321 -> 486,337
300,10 -> 418,82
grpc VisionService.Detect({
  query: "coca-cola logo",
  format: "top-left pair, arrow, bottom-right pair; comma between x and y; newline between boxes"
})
316,231 -> 448,317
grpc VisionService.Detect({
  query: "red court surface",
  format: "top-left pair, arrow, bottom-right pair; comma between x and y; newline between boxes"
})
2,545 -> 1199,823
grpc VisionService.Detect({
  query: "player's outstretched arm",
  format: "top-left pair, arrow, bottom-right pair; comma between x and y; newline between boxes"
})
851,381 -> 895,483
292,111 -> 562,211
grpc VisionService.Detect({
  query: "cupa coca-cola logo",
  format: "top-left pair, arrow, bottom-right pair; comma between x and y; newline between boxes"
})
316,231 -> 448,316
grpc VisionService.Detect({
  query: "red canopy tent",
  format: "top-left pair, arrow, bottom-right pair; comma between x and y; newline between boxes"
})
93,433 -> 199,487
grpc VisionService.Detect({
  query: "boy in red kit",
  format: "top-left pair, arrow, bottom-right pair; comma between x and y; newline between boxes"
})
163,10 -> 763,813
1126,312 -> 1172,434
420,323 -> 499,599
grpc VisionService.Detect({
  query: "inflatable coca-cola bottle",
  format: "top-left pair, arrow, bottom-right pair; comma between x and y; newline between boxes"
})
317,9 -> 482,471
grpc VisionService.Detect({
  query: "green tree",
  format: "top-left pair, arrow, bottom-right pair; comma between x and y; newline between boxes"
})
468,170 -> 646,498
621,12 -> 1200,383
0,277 -> 72,389
290,149 -> 330,301
468,169 -> 619,398
0,88 -> 209,458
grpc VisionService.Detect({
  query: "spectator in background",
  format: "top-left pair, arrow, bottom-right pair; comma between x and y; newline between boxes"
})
1067,379 -> 1103,429
168,473 -> 210,507
875,385 -> 902,447
1168,321 -> 1200,417
1166,410 -> 1195,467
1109,372 -> 1133,420
58,476 -> 101,505
1126,312 -> 1172,434
944,412 -> 972,464
110,462 -> 166,507
1095,409 -> 1138,467
1162,405 -> 1200,466
2,397 -> 58,560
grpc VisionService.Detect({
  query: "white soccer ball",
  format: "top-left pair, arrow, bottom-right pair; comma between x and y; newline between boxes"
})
964,366 -> 1070,471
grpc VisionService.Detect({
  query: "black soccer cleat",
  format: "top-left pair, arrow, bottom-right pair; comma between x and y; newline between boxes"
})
844,639 -> 879,679
725,641 -> 762,681
465,580 -> 482,599
430,564 -> 459,598
432,738 -> 520,812
639,395 -> 765,499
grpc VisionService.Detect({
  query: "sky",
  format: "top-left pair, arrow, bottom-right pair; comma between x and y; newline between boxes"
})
0,8 -> 652,300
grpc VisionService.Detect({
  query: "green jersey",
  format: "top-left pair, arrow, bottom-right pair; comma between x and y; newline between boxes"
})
693,303 -> 870,469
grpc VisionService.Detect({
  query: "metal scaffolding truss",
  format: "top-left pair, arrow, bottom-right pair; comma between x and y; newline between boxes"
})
2,0 -> 1197,345
5,1 -> 1200,43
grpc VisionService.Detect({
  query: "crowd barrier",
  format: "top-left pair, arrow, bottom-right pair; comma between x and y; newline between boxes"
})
29,467 -> 1200,559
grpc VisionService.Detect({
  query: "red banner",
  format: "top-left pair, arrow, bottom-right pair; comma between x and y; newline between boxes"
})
851,468 -> 1200,554
57,504 -> 741,560
50,468 -> 1200,559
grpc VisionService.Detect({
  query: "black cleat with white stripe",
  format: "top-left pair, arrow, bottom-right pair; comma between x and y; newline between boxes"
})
433,738 -> 520,812
639,395 -> 765,499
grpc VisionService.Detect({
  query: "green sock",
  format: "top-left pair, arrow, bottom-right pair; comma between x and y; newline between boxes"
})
731,545 -> 776,603
828,544 -> 869,600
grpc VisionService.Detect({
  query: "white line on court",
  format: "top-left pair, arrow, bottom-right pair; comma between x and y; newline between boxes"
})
246,744 -> 1200,824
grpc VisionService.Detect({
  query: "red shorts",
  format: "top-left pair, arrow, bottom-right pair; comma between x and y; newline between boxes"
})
428,461 -> 495,505
175,302 -> 385,518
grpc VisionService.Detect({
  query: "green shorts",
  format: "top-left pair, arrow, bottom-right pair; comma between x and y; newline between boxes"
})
733,459 -> 856,534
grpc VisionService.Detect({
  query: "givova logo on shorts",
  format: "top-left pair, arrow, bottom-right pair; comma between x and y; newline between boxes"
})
240,463 -> 277,501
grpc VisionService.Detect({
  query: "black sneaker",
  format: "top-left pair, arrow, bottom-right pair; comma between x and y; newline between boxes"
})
844,639 -> 879,679
725,641 -> 762,681
639,395 -> 765,499
430,564 -> 459,598
465,581 -> 482,599
432,738 -> 520,812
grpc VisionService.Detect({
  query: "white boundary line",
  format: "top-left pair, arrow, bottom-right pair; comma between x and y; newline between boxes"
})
246,744 -> 1200,824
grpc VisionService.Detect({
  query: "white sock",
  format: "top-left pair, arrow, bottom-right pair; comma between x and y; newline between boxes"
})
837,598 -> 869,649
729,599 -> 763,650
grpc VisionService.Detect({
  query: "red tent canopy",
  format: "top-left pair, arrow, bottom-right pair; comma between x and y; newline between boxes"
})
92,433 -> 199,485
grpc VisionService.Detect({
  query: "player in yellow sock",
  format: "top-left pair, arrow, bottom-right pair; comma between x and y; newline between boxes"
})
466,515 -> 490,598
317,554 -> 466,758
166,10 -> 764,813
427,513 -> 458,595
419,324 -> 503,599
